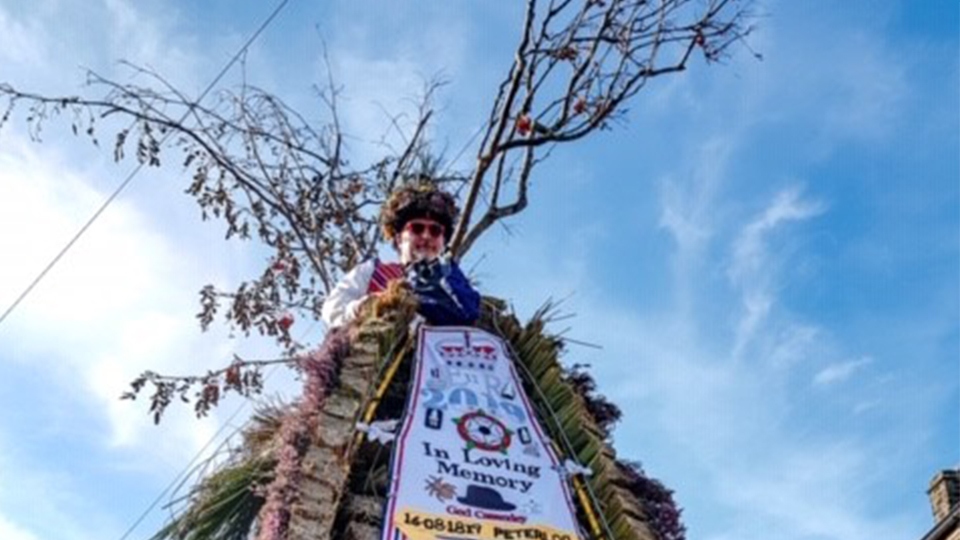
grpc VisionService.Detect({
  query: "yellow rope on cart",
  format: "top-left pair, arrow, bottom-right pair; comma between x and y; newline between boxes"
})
547,439 -> 606,540
353,333 -> 415,451
573,475 -> 605,540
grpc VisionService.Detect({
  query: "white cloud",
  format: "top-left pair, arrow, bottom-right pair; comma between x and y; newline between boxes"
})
317,4 -> 476,171
0,0 -> 205,99
853,399 -> 881,415
0,3 -> 284,536
727,186 -> 825,360
0,6 -> 46,66
0,516 -> 40,540
658,137 -> 734,259
766,323 -> 821,369
817,32 -> 908,142
0,1 -> 320,505
710,443 -> 914,540
729,186 -> 825,285
0,122 -> 295,540
814,356 -> 874,386
101,0 -> 202,89
302,2 -> 519,187
0,0 -> 290,465
569,155 -> 895,538
657,136 -> 739,322
0,133 -> 238,464
571,298 -> 905,540
0,431 -> 120,540
330,54 -> 436,159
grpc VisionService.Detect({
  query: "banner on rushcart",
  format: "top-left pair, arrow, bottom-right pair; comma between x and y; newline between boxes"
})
382,326 -> 583,540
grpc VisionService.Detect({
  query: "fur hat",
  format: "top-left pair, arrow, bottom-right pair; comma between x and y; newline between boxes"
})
381,183 -> 459,243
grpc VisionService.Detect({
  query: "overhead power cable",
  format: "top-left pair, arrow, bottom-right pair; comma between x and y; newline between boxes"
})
113,0 -> 293,533
0,0 -> 291,329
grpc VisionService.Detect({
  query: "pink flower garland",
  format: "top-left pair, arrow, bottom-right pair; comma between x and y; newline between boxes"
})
257,328 -> 349,540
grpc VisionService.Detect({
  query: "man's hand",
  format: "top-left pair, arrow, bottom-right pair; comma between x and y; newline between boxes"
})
370,279 -> 418,321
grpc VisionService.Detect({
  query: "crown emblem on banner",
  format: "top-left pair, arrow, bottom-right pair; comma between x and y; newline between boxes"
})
435,338 -> 499,362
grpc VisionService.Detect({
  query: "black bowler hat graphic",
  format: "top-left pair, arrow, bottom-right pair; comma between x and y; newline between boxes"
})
456,485 -> 516,511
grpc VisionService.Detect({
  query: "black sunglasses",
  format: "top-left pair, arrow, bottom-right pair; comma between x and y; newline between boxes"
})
404,220 -> 445,238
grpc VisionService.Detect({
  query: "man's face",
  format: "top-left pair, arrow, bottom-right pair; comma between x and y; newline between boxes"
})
397,218 -> 445,264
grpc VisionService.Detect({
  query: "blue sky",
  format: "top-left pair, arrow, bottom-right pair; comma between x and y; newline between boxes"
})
0,1 -> 956,539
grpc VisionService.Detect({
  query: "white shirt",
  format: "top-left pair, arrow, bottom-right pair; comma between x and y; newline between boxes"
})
320,260 -> 377,328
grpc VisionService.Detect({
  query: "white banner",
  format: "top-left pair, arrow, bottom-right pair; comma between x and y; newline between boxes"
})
381,326 -> 583,540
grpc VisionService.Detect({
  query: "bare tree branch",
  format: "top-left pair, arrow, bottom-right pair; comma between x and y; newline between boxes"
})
449,0 -> 754,258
